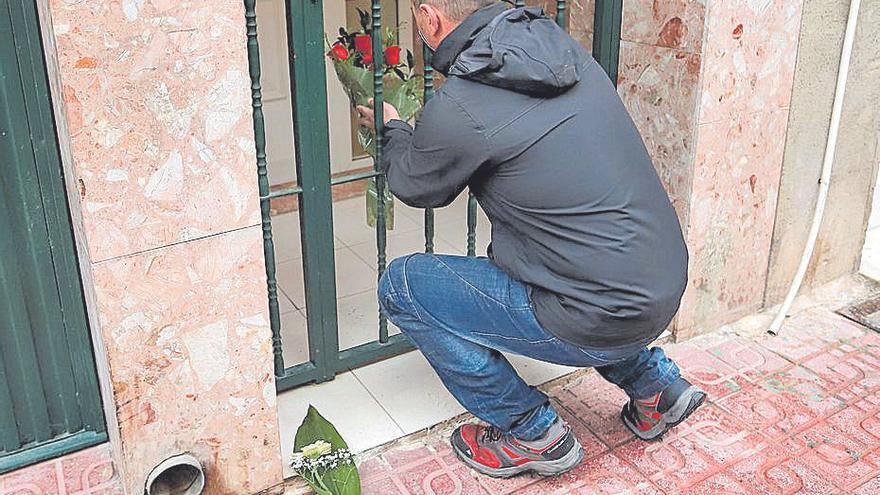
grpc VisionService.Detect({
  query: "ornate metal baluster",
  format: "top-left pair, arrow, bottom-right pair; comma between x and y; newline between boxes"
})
372,0 -> 390,343
467,193 -> 478,256
244,0 -> 284,377
556,0 -> 567,29
423,45 -> 435,253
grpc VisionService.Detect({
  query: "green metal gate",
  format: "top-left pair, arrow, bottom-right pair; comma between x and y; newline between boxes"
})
244,0 -> 622,391
1,0 -> 107,473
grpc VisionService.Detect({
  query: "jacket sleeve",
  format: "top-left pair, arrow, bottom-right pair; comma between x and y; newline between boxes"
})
379,93 -> 492,208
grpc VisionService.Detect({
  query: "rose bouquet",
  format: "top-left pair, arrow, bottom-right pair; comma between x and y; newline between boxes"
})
327,10 -> 424,228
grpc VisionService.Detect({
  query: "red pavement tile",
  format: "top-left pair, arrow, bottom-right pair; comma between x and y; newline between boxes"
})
509,452 -> 662,494
707,337 -> 792,383
851,475 -> 880,495
677,438 -> 838,495
757,310 -> 865,365
614,405 -> 767,493
795,422 -> 880,491
715,366 -> 846,440
665,343 -> 747,401
555,376 -> 634,448
553,399 -> 609,460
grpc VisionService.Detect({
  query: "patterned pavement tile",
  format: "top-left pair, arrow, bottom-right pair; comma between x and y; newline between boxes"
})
665,343 -> 747,401
715,366 -> 846,440
555,377 -> 635,448
706,337 -> 792,383
509,452 -> 663,494
793,421 -> 880,492
676,438 -> 838,495
613,405 -> 766,493
553,399 -> 610,460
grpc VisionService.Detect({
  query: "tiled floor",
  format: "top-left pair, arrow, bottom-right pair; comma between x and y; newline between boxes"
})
282,303 -> 880,495
276,349 -> 580,478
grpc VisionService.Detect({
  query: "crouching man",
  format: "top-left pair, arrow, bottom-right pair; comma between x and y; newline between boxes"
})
357,0 -> 706,478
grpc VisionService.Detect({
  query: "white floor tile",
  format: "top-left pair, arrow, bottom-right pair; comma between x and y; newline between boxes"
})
333,196 -> 421,247
271,211 -> 302,263
352,351 -> 467,435
504,353 -> 580,386
336,290 -> 401,350
280,310 -> 309,367
349,227 -> 465,267
434,212 -> 492,256
276,246 -> 377,308
278,289 -> 297,314
276,372 -> 405,478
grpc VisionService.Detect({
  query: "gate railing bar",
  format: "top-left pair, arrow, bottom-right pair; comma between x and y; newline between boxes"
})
592,0 -> 622,84
466,194 -> 478,256
371,0 -> 390,344
556,0 -> 567,29
423,45 -> 436,253
244,0 -> 285,378
331,169 -> 382,186
286,0 -> 340,386
264,186 -> 304,200
337,333 -> 413,371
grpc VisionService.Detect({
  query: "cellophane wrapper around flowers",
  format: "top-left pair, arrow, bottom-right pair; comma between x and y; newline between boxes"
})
327,18 -> 423,229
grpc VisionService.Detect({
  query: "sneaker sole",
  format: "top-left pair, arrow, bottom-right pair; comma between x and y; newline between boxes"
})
452,439 -> 585,479
622,385 -> 707,441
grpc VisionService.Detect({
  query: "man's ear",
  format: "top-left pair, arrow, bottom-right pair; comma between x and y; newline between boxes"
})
418,3 -> 444,37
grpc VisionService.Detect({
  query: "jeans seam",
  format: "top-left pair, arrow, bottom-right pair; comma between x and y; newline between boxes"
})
433,256 -> 531,310
471,331 -> 556,344
401,255 -> 426,323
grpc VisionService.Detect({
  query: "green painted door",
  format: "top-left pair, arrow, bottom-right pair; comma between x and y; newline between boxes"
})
1,0 -> 107,474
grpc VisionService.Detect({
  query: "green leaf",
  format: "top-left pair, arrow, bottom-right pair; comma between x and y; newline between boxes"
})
293,406 -> 361,495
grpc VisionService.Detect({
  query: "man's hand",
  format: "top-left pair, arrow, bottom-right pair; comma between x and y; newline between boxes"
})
356,99 -> 401,131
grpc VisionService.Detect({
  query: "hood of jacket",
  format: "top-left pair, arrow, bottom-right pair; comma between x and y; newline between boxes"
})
431,2 -> 583,96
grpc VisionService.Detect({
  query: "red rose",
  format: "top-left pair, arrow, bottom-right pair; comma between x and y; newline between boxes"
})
384,46 -> 401,65
328,43 -> 349,61
354,34 -> 372,54
362,51 -> 373,64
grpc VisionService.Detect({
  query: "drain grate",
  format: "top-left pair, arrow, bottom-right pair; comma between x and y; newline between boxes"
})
837,294 -> 880,332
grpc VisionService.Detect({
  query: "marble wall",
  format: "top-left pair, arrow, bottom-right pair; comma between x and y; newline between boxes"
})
45,0 -> 282,493
617,0 -> 705,224
677,0 -> 806,336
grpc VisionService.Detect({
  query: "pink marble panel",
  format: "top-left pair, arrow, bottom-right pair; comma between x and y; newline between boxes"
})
618,41 -> 701,224
621,0 -> 706,53
678,109 -> 790,335
91,226 -> 281,495
49,0 -> 261,262
0,443 -> 122,495
698,0 -> 805,124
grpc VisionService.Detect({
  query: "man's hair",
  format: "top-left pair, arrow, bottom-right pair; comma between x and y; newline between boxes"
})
418,0 -> 497,22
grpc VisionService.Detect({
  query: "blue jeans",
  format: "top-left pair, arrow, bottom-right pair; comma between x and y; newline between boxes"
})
378,254 -> 680,441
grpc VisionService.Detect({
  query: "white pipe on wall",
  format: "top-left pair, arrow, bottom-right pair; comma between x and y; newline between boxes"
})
769,0 -> 862,335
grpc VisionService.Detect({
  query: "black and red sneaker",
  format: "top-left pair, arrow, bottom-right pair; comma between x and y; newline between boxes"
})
621,377 -> 707,441
450,419 -> 584,478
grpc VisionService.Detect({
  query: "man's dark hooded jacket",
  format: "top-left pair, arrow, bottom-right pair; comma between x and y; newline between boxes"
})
381,2 -> 688,349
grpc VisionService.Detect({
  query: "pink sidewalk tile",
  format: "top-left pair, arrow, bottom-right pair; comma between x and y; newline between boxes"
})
555,377 -> 635,448
0,444 -> 122,495
614,405 -> 768,493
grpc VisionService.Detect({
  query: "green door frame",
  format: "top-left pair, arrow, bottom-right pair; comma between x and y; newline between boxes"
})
1,0 -> 107,474
245,0 -> 623,391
